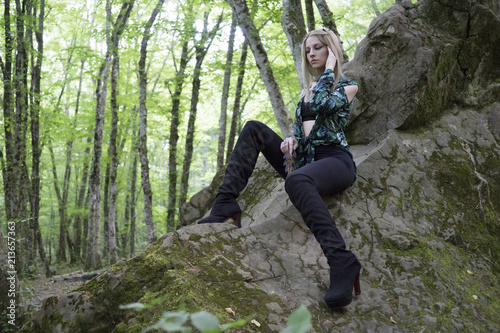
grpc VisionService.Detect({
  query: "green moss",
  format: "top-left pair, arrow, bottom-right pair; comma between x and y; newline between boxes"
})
400,44 -> 467,129
428,137 -> 500,274
64,232 -> 294,332
380,232 -> 500,331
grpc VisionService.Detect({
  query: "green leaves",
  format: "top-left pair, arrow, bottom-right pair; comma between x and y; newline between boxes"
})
138,309 -> 249,333
281,305 -> 312,333
143,311 -> 191,332
190,311 -> 220,332
120,300 -> 312,332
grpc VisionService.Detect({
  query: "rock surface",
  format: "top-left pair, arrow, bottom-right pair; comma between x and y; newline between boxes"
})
344,0 -> 500,144
20,0 -> 500,332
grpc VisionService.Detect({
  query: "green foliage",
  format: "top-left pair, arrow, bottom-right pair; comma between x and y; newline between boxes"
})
281,305 -> 313,333
120,299 -> 312,333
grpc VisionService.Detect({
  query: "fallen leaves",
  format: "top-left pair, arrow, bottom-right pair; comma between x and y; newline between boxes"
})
251,319 -> 261,327
225,308 -> 235,316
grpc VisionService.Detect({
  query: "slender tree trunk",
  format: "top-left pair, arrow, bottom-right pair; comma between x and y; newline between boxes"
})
179,12 -> 223,214
49,144 -> 67,263
217,13 -> 237,171
313,0 -> 349,62
48,140 -> 77,265
29,0 -> 49,276
281,0 -> 307,90
75,136 -> 92,261
72,60 -> 89,261
371,0 -> 381,16
227,0 -> 293,138
71,11 -> 95,263
108,54 -> 120,264
129,151 -> 138,258
13,0 -> 33,275
122,106 -> 138,258
166,14 -> 195,231
86,0 -> 134,270
226,37 -> 249,161
305,0 -> 315,31
102,162 -> 110,261
139,0 -> 164,243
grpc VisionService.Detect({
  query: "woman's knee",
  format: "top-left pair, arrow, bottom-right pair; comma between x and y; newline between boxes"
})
242,120 -> 263,133
285,173 -> 315,196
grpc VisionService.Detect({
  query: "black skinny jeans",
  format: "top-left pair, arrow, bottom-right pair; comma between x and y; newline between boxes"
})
243,120 -> 355,197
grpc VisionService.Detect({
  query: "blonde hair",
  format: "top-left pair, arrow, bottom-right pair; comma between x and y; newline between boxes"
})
301,28 -> 343,96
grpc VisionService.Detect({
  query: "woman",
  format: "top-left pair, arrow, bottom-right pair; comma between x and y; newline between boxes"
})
199,28 -> 361,309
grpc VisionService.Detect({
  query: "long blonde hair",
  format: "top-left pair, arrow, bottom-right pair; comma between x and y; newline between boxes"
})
301,28 -> 343,97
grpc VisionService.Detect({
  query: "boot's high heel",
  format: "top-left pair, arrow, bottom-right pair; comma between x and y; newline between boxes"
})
225,211 -> 242,228
324,261 -> 361,309
353,273 -> 361,295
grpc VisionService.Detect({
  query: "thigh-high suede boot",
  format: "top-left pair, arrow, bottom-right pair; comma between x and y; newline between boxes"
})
198,121 -> 285,228
285,173 -> 361,309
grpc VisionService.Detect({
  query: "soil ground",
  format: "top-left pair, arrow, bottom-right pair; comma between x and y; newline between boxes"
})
20,270 -> 98,313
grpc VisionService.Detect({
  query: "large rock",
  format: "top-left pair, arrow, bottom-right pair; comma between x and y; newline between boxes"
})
21,0 -> 500,332
21,103 -> 500,332
344,0 -> 500,144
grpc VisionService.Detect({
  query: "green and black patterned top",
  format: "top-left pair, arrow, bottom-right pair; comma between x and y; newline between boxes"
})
293,69 -> 358,171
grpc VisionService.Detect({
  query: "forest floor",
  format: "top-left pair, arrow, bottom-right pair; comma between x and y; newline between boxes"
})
20,270 -> 99,313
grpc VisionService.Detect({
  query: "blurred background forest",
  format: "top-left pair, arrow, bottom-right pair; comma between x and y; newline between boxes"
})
1,0 -> 405,276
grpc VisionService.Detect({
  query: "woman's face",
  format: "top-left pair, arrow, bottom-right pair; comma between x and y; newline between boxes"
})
305,36 -> 328,71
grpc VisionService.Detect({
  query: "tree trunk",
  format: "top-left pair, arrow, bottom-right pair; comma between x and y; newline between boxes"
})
48,144 -> 67,263
72,60 -> 90,261
29,0 -> 50,276
74,135 -> 92,261
129,151 -> 138,258
13,0 -> 33,275
166,16 -> 195,231
371,0 -> 381,16
313,0 -> 349,62
281,0 -> 307,90
139,0 -> 165,243
102,161 -> 110,260
305,0 -> 315,31
107,53 -> 119,264
226,37 -> 249,161
216,13 -> 237,171
0,0 -> 45,326
86,0 -> 134,270
179,12 -> 223,214
227,0 -> 293,138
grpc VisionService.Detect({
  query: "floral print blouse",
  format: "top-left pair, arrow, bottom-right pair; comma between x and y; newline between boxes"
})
293,69 -> 358,171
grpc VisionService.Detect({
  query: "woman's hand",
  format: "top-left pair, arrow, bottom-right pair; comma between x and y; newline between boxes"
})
280,137 -> 298,154
326,47 -> 337,71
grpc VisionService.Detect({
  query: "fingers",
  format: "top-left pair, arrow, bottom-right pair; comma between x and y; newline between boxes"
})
326,47 -> 337,70
280,137 -> 296,154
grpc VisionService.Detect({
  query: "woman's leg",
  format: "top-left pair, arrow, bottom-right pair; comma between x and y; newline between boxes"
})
199,121 -> 285,227
285,154 -> 360,308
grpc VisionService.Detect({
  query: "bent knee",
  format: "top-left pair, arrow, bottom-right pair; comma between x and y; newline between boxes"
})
285,173 -> 314,194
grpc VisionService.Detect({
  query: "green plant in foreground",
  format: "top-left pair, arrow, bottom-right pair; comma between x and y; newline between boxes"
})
120,301 -> 312,333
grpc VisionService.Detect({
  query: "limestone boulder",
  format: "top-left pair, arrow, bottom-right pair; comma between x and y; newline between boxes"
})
343,0 -> 500,144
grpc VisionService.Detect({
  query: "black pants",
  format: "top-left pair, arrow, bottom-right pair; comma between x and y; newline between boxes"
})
241,120 -> 355,197
223,120 -> 360,308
